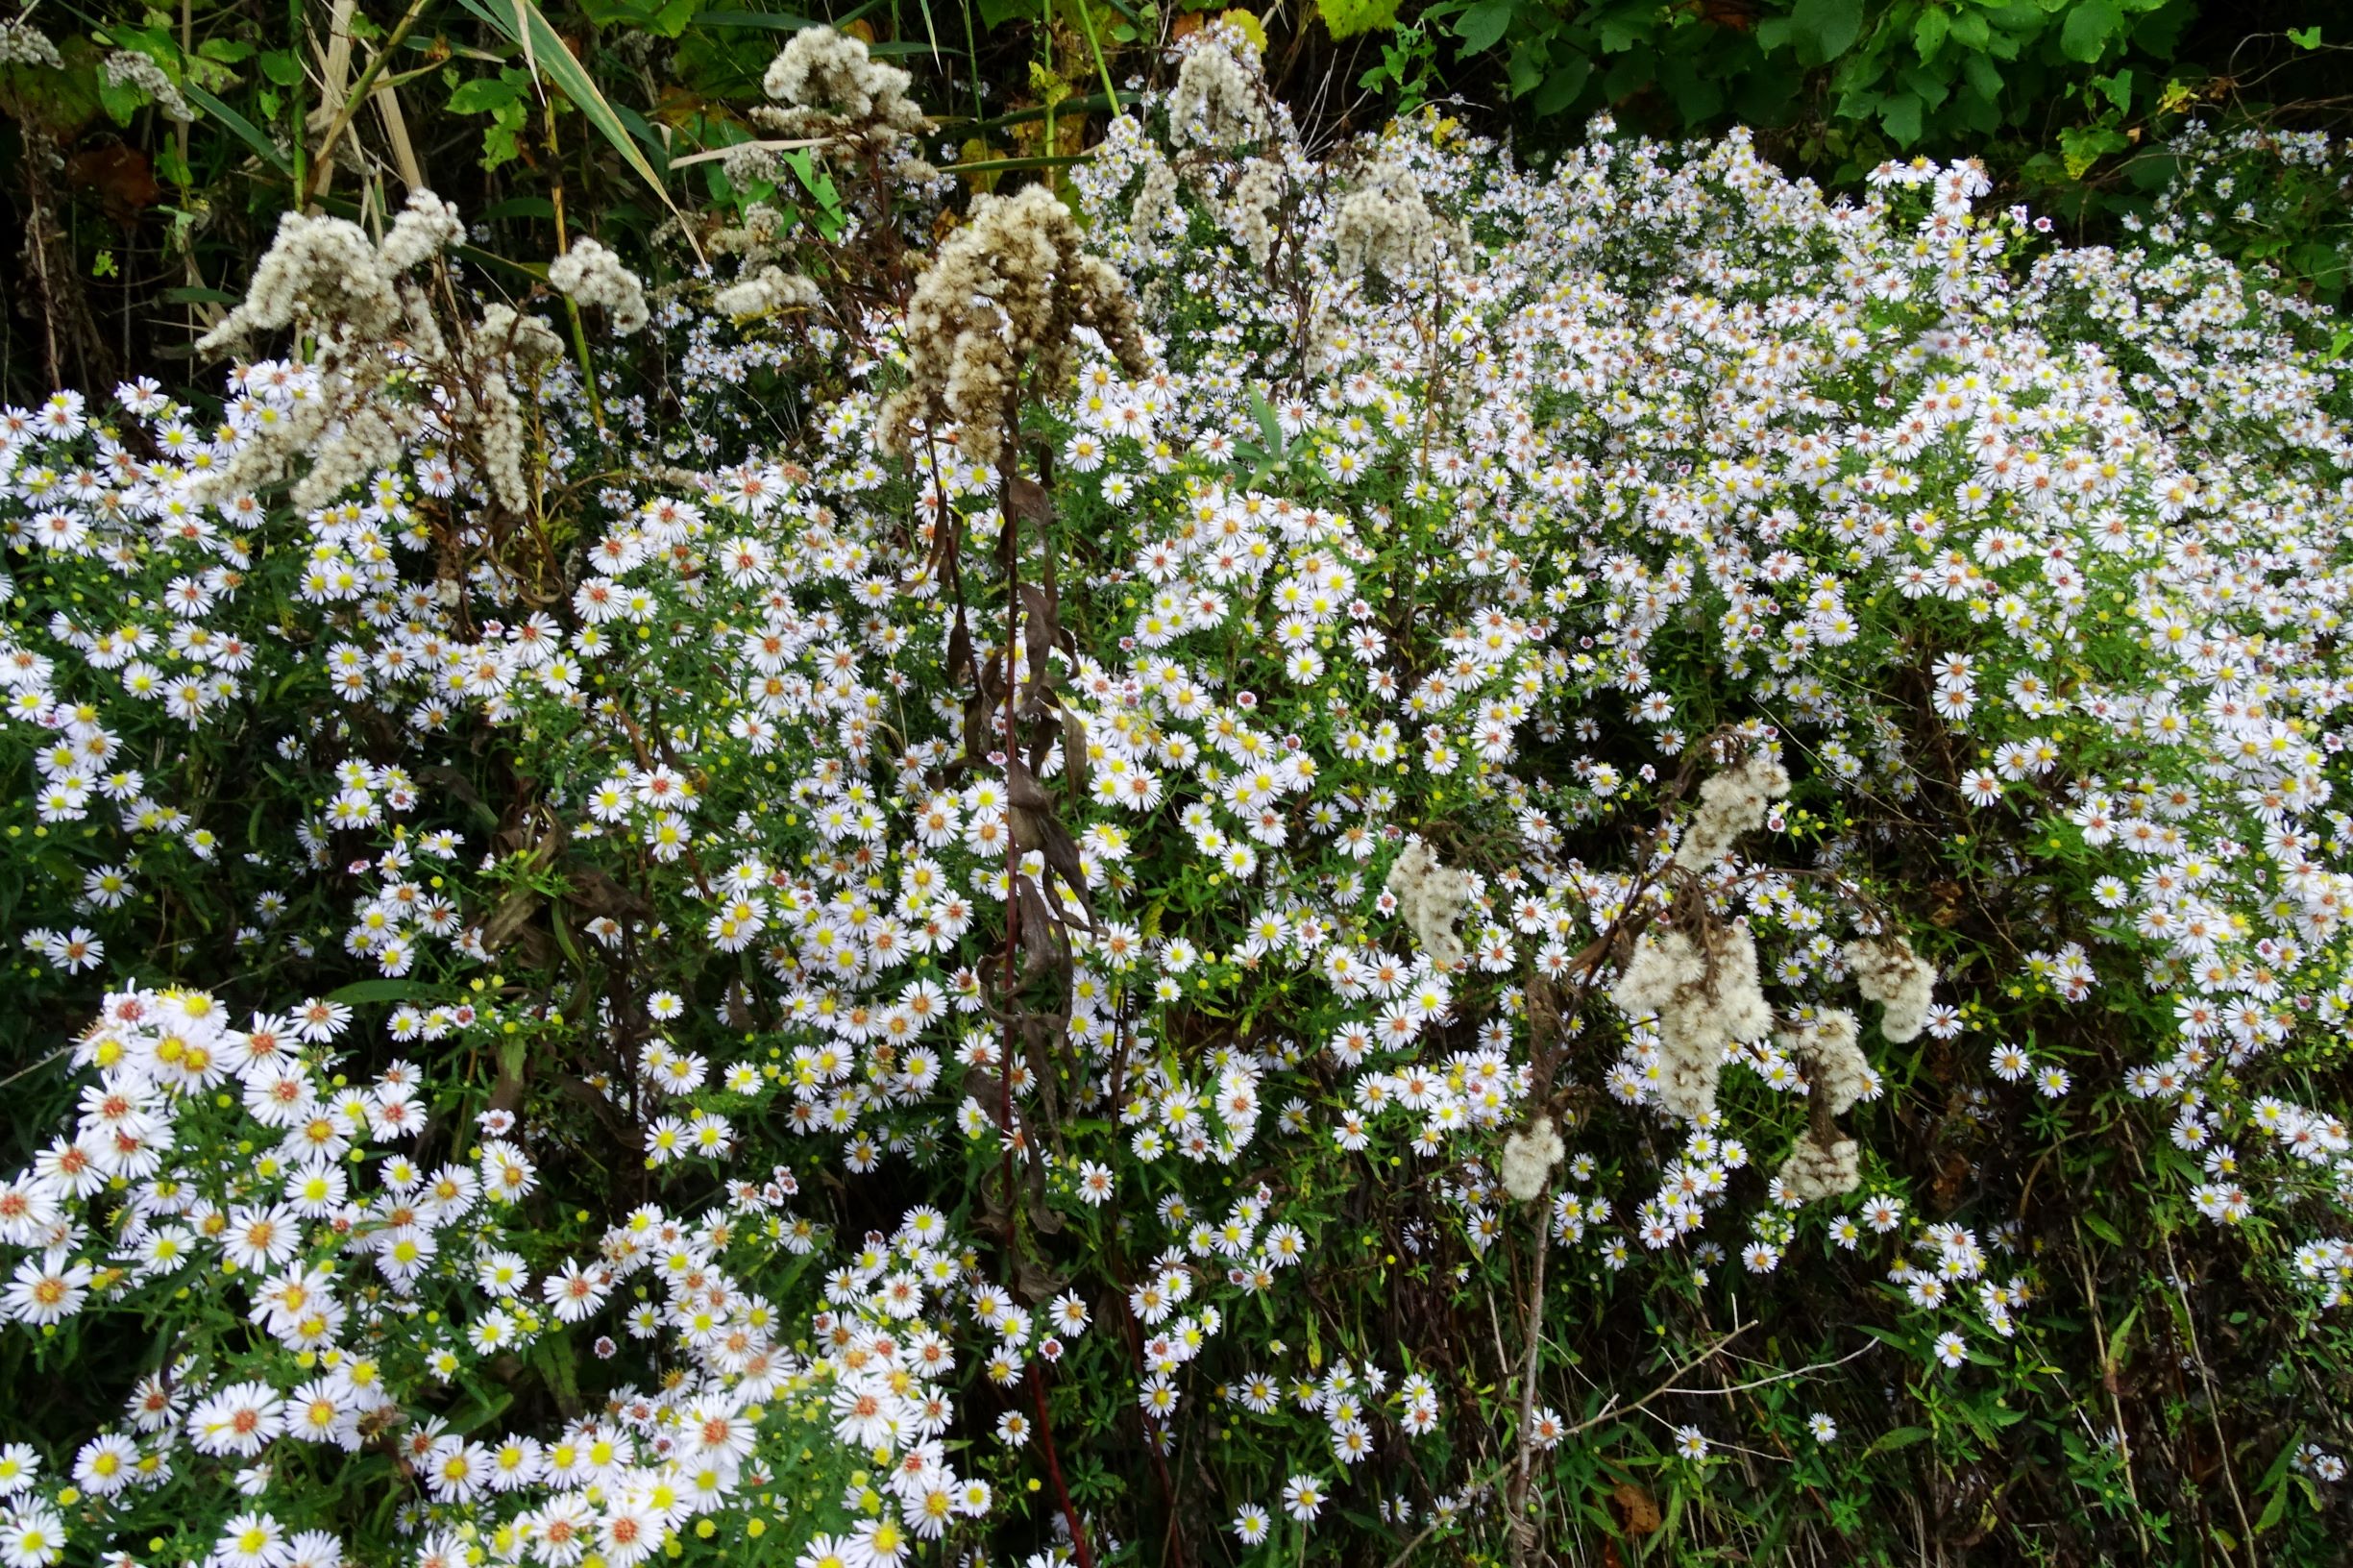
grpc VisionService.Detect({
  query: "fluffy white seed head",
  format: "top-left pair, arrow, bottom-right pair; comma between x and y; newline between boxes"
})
1777,1132 -> 1861,1204
1848,934 -> 1936,1043
1611,923 -> 1772,1122
1673,750 -> 1791,871
1165,27 -> 1266,149
1802,1008 -> 1874,1115
1500,1114 -> 1565,1202
878,184 -> 1146,466
547,237 -> 650,337
1385,841 -> 1475,970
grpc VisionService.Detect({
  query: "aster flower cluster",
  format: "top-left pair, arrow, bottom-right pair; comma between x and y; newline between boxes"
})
3,26 -> 2353,1567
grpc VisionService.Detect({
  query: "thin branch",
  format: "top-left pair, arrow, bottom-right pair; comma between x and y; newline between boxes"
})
1656,1338 -> 1877,1397
1378,1327 -> 1748,1568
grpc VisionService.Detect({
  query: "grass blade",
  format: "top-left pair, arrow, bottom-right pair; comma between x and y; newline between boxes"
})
183,82 -> 294,175
454,0 -> 704,260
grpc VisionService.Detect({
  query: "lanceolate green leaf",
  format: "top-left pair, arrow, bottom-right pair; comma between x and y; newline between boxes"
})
454,0 -> 703,259
183,80 -> 294,175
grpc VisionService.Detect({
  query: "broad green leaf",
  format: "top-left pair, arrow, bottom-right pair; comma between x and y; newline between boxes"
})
1880,88 -> 1924,146
1914,6 -> 1949,60
98,75 -> 150,126
1596,12 -> 1649,51
448,75 -> 524,113
1532,54 -> 1590,115
1457,0 -> 1516,56
1789,0 -> 1864,63
1962,51 -> 2002,101
1507,39 -> 1542,97
1316,0 -> 1402,40
259,47 -> 302,86
2061,0 -> 2121,63
1898,62 -> 1949,109
2058,122 -> 2127,177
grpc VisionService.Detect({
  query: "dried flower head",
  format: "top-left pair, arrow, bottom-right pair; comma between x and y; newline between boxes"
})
1385,840 -> 1475,969
878,184 -> 1147,466
0,19 -> 64,68
1500,1114 -> 1565,1202
1226,158 -> 1287,267
1799,1008 -> 1875,1115
1334,156 -> 1440,284
1674,749 -> 1791,871
759,27 -> 925,145
1777,1132 -> 1861,1204
1165,25 -> 1267,149
714,266 -> 823,322
1612,923 -> 1772,1121
548,237 -> 650,336
1848,934 -> 1936,1043
103,51 -> 192,123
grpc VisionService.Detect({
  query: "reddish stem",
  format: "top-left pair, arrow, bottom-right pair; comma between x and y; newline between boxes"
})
1028,1361 -> 1097,1568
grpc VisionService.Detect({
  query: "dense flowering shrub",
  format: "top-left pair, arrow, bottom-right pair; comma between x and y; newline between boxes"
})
4,25 -> 2353,1566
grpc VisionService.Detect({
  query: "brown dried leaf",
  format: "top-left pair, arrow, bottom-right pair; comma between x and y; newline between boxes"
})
1610,1481 -> 1661,1535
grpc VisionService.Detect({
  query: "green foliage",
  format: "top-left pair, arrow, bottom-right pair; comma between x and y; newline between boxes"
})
1317,0 -> 1404,41
1416,0 -> 2201,162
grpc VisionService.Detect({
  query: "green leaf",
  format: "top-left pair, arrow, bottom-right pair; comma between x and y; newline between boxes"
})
1457,0 -> 1516,55
2091,67 -> 2133,112
694,8 -> 821,29
2061,0 -> 2121,63
454,0 -> 701,258
1880,88 -> 1923,145
1866,1425 -> 1930,1456
98,76 -> 148,127
1316,0 -> 1401,40
1247,386 -> 1287,453
1913,6 -> 1949,60
2081,1211 -> 2125,1247
1596,12 -> 1648,51
1961,51 -> 2001,100
259,47 -> 302,86
326,978 -> 446,1006
2058,121 -> 2128,177
2288,25 -> 2321,49
1532,54 -> 1591,114
448,75 -> 524,113
198,38 -> 256,62
1507,39 -> 1542,97
1789,0 -> 1864,63
1898,62 -> 1949,109
182,81 -> 294,174
611,100 -> 674,175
